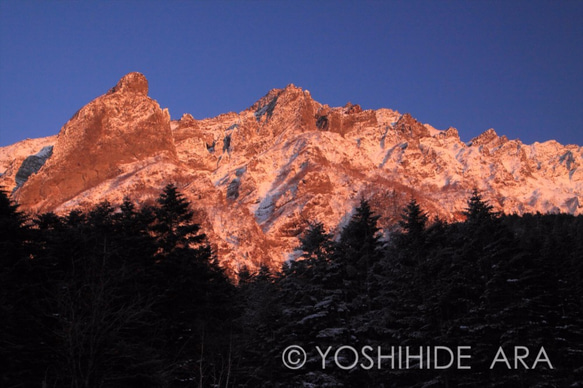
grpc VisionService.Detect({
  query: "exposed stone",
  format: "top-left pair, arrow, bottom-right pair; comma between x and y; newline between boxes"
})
107,72 -> 148,96
394,113 -> 430,138
227,178 -> 241,200
316,115 -> 329,130
442,127 -> 460,140
470,128 -> 498,146
14,146 -> 53,187
344,102 -> 363,114
15,73 -> 175,212
3,75 -> 581,274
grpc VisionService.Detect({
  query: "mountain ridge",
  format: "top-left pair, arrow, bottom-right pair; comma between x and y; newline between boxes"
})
1,72 -> 581,272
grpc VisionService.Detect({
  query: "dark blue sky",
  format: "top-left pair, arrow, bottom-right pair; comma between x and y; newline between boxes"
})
1,0 -> 582,147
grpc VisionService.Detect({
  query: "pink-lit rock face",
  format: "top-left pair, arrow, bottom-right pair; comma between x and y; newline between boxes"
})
2,72 -> 581,273
14,72 -> 176,212
107,72 -> 149,96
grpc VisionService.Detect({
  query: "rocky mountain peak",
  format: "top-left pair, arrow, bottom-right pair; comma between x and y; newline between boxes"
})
2,74 -> 581,273
441,127 -> 460,140
14,72 -> 175,212
468,129 -> 511,154
107,72 -> 149,96
394,113 -> 430,139
470,128 -> 498,145
343,102 -> 363,114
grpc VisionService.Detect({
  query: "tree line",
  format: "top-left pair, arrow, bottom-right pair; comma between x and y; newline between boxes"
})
1,186 -> 581,387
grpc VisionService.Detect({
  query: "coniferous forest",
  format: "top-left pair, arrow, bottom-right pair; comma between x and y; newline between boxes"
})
1,186 -> 582,387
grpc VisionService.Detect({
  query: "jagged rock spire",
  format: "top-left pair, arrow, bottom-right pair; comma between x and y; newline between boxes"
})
107,72 -> 149,96
15,72 -> 175,212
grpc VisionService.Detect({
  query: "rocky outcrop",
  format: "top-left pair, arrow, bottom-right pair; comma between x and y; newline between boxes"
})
107,72 -> 148,95
394,113 -> 430,139
3,73 -> 581,273
440,127 -> 460,140
15,72 -> 176,212
469,128 -> 508,147
315,103 -> 377,137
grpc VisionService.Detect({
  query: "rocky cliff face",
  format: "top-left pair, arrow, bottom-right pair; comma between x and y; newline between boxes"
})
1,72 -> 581,273
12,72 -> 176,212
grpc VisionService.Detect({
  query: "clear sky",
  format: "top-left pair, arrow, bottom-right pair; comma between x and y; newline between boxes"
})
1,0 -> 581,147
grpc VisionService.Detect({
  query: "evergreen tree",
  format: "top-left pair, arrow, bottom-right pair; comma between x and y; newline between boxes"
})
463,188 -> 498,224
151,183 -> 204,256
243,218 -> 355,387
0,189 -> 29,267
236,265 -> 283,386
398,198 -> 428,243
0,190 -> 41,386
335,199 -> 382,294
148,184 -> 236,386
298,220 -> 335,262
4,183 -> 582,387
1,187 -> 238,387
338,199 -> 381,258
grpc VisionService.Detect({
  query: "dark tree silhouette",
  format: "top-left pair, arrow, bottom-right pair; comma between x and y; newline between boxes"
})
463,188 -> 498,224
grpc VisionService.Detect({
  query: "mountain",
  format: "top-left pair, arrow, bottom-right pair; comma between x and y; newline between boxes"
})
1,72 -> 581,272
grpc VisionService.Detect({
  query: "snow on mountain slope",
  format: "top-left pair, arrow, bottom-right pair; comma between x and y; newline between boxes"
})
1,73 -> 581,273
0,135 -> 57,191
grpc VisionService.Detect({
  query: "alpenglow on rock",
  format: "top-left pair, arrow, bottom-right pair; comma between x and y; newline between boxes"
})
1,72 -> 581,273
107,71 -> 149,95
14,72 -> 176,212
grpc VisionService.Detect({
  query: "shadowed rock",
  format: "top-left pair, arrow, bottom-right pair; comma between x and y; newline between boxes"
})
14,146 -> 53,188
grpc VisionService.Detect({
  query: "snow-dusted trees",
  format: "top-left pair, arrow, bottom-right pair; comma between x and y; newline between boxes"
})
240,194 -> 582,387
2,189 -> 582,387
